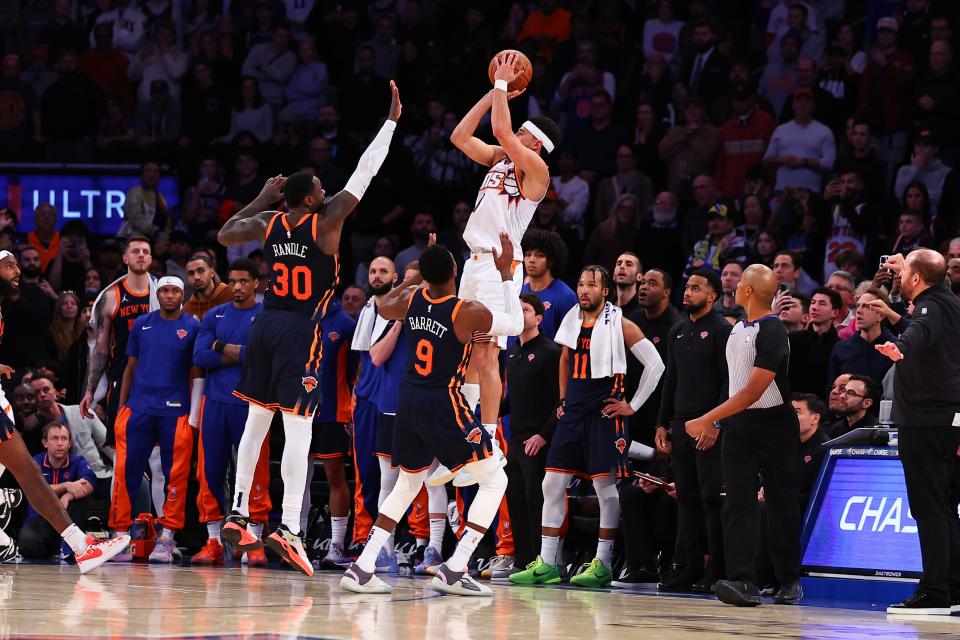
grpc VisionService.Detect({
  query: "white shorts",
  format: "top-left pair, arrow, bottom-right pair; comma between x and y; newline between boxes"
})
458,252 -> 523,349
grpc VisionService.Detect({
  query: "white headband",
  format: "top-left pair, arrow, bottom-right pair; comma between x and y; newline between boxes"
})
0,251 -> 13,262
157,276 -> 184,291
522,120 -> 554,153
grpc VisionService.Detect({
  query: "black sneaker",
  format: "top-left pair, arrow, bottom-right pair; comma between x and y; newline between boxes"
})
887,591 -> 952,615
773,580 -> 803,605
691,568 -> 722,594
712,579 -> 762,607
612,567 -> 659,588
658,567 -> 701,592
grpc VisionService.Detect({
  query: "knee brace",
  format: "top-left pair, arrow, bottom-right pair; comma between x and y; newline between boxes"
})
378,468 -> 427,523
462,459 -> 508,529
592,476 -> 620,530
541,471 -> 571,529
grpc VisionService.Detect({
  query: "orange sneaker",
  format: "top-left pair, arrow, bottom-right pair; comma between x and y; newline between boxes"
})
191,538 -> 225,565
265,525 -> 313,576
244,546 -> 268,566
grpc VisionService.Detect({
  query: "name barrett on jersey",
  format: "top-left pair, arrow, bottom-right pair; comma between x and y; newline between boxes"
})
406,315 -> 449,339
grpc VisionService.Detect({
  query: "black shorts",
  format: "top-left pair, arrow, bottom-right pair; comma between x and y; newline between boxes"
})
392,383 -> 493,474
375,413 -> 394,459
545,405 -> 630,480
104,377 -> 122,447
235,309 -> 323,417
310,421 -> 350,459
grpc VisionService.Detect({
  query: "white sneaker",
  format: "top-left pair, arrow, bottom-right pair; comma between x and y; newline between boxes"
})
77,535 -> 132,574
341,562 -> 394,594
431,563 -> 493,597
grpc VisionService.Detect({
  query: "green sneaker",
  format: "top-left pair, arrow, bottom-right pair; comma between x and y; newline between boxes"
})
508,556 -> 561,585
569,558 -> 612,588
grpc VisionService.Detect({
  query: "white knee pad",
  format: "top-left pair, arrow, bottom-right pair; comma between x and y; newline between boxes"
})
378,458 -> 399,510
379,469 -> 427,522
541,472 -> 571,529
592,476 -> 621,530
462,463 -> 507,529
248,402 -> 275,419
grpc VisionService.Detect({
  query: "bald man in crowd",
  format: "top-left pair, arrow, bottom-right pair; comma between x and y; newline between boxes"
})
685,264 -> 802,607
876,250 -> 960,615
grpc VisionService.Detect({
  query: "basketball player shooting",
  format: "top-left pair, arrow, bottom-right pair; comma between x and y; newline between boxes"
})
442,51 -> 561,487
340,233 -> 523,596
216,81 -> 402,576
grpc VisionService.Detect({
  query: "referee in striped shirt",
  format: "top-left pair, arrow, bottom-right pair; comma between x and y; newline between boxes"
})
684,264 -> 802,607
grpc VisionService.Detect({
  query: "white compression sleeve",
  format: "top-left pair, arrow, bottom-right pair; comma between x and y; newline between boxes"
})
188,378 -> 204,426
628,338 -> 665,412
344,119 -> 397,200
487,280 -> 523,336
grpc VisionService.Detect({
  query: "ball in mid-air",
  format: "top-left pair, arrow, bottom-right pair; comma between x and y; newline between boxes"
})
488,49 -> 533,92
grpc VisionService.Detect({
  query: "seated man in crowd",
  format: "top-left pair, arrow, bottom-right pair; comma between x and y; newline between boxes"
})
18,423 -> 96,559
825,374 -> 880,439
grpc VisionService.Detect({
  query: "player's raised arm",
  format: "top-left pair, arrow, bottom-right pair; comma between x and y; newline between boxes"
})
317,80 -> 402,254
456,233 -> 524,339
376,267 -> 424,321
450,91 -> 503,167
490,53 -> 551,198
217,175 -> 285,246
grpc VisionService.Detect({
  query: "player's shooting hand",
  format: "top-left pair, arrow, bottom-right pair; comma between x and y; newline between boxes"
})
875,341 -> 904,362
493,51 -> 521,84
493,232 -> 515,280
388,80 -> 402,121
507,88 -> 526,101
260,175 -> 286,203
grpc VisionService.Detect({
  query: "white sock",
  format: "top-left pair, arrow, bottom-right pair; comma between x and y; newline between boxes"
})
461,383 -> 480,412
249,522 -> 263,539
331,516 -> 349,547
416,537 -> 428,548
280,413 -> 313,534
301,459 -> 316,534
61,523 -> 87,555
377,458 -> 399,510
541,535 -> 559,566
628,441 -> 654,461
447,526 -> 483,572
596,538 -> 613,566
206,520 -> 222,540
482,423 -> 497,439
232,405 -> 274,517
429,518 -> 445,552
385,533 -> 395,556
356,526 -> 390,573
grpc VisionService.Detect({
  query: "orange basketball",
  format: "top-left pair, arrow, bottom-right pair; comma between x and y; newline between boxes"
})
488,49 -> 533,92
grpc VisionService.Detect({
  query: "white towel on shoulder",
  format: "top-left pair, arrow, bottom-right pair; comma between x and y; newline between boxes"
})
351,299 -> 390,352
554,301 -> 627,378
89,274 -> 159,332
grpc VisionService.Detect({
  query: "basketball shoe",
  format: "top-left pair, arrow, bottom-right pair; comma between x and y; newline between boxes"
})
340,562 -> 393,594
0,489 -> 22,529
569,559 -> 612,588
508,556 -> 561,585
190,539 -> 225,565
266,525 -> 313,576
431,563 -> 493,596
77,535 -> 132,574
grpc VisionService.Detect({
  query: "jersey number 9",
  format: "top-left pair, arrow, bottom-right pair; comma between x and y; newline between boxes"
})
414,339 -> 434,376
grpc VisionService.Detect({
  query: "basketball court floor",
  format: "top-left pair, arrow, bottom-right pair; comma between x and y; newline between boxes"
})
0,564 -> 957,639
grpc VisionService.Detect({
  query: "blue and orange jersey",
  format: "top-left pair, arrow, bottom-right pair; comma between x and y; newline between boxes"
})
402,288 -> 472,389
371,319 -> 406,414
27,452 -> 96,521
126,310 -> 200,416
316,304 -> 357,422
193,301 -> 261,405
262,211 -> 339,320
564,322 -> 624,415
108,279 -> 152,379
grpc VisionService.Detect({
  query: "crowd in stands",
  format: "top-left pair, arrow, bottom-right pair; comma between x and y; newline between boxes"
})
0,0 -> 959,586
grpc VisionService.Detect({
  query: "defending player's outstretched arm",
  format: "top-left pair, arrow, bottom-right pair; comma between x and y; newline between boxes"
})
314,80 -> 403,255
217,175 -> 286,246
454,233 -> 524,341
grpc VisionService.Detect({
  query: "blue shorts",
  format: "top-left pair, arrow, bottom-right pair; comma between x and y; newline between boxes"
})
375,413 -> 394,459
311,420 -> 350,458
545,405 -> 629,480
235,309 -> 323,417
392,383 -> 493,474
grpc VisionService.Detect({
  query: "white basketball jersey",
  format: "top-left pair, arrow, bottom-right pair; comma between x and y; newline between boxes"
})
462,157 -> 544,259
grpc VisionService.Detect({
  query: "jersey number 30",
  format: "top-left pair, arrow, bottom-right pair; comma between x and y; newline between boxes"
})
414,339 -> 434,376
272,264 -> 312,300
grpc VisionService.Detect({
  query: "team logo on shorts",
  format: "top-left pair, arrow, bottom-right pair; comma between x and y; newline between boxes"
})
176,329 -> 188,339
301,376 -> 319,392
465,427 -> 483,444
615,437 -> 626,454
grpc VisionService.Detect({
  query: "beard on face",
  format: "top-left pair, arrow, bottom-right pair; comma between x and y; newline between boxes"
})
579,298 -> 602,313
20,265 -> 40,279
0,275 -> 18,298
369,282 -> 392,296
952,280 -> 960,294
682,300 -> 706,314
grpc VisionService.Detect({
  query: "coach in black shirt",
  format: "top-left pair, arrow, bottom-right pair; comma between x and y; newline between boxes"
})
627,268 -> 683,446
876,250 -> 960,615
656,269 -> 731,593
685,264 -> 802,607
501,292 -> 561,571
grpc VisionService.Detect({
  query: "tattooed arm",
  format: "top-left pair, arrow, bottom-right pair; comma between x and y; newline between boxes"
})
79,287 -> 115,419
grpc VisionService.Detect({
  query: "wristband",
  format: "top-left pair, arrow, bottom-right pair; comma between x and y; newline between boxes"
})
494,79 -> 508,92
